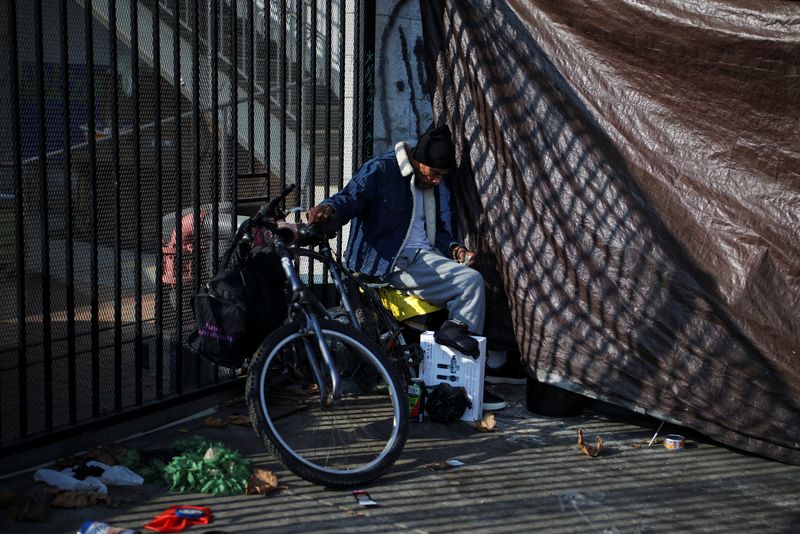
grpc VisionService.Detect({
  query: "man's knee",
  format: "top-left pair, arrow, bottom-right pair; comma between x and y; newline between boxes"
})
459,267 -> 484,294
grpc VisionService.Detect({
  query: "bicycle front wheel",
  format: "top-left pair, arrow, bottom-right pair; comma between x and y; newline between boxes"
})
246,319 -> 408,488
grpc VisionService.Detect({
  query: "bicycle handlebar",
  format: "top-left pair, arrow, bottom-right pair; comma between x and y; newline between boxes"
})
253,183 -> 296,224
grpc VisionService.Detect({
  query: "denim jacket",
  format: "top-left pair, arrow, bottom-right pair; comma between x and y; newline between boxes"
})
322,142 -> 459,280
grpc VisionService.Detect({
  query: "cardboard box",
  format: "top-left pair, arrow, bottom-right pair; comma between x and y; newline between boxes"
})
419,332 -> 486,422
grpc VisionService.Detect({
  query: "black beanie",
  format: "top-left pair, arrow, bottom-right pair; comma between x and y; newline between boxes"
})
413,124 -> 456,169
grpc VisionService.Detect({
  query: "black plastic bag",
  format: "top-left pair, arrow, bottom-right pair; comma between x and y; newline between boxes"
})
425,383 -> 471,423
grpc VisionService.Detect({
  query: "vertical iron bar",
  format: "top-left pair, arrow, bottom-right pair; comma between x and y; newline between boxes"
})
192,0 -> 201,387
34,0 -> 53,431
336,0 -> 345,254
352,0 -> 361,170
211,0 -> 218,270
9,0 -> 27,439
86,0 -> 100,418
132,0 -> 143,405
323,0 -> 332,294
324,0 -> 331,201
110,0 -> 123,412
294,0 -> 302,205
362,0 -> 374,161
263,0 -> 271,195
309,0 -> 317,286
173,0 -> 183,394
211,0 -> 219,383
60,0 -> 77,424
248,0 -> 254,173
280,0 -> 286,193
153,0 -> 164,399
230,0 -> 238,238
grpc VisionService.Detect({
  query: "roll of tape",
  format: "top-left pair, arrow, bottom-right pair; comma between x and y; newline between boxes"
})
664,434 -> 685,450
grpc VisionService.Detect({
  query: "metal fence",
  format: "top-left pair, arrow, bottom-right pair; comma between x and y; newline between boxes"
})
0,0 -> 374,456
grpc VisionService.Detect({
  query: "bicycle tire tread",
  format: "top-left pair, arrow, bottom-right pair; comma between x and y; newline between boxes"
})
245,320 -> 408,488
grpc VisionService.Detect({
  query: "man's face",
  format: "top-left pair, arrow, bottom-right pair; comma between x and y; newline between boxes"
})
413,162 -> 450,189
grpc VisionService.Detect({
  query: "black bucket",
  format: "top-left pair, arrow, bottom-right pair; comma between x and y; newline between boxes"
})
526,377 -> 584,417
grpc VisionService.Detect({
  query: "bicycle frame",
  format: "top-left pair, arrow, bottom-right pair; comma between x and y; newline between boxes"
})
272,237 -> 343,405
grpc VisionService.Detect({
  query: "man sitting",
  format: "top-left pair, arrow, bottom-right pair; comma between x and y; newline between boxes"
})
306,124 -> 506,410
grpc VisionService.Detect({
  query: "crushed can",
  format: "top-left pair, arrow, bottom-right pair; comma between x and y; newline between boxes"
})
408,378 -> 426,422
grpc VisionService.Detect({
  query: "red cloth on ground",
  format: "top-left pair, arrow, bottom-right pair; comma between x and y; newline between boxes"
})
143,505 -> 212,533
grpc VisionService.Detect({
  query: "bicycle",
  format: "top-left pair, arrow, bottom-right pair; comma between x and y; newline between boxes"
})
237,184 -> 409,488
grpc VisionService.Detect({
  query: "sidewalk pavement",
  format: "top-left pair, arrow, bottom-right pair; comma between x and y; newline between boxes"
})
2,383 -> 799,533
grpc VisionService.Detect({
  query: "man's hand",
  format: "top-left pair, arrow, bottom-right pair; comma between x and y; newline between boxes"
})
450,245 -> 476,267
306,204 -> 334,224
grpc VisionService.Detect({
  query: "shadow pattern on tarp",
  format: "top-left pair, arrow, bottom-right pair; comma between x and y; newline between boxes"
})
420,0 -> 800,463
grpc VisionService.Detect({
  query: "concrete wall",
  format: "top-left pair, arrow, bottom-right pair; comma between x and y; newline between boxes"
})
373,0 -> 432,154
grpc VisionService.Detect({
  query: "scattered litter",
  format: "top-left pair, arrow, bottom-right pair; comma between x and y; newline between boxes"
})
34,468 -> 108,494
424,458 -> 465,470
474,413 -> 496,432
577,428 -> 604,457
50,490 -> 118,509
245,468 -> 279,495
664,434 -> 686,450
85,461 -> 144,486
647,421 -> 665,447
352,490 -> 378,507
202,416 -> 228,429
144,505 -> 213,532
631,438 -> 663,448
226,415 -> 251,426
77,519 -> 137,533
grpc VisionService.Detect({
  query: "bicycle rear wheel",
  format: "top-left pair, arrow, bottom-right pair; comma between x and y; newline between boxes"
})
246,319 -> 408,488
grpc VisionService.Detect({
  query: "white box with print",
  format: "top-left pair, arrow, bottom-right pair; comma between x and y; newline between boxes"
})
419,332 -> 486,422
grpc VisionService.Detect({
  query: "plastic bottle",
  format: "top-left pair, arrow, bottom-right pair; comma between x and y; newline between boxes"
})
77,520 -> 141,534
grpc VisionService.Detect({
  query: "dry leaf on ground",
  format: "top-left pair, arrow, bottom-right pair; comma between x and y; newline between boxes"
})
474,413 -> 496,432
246,468 -> 279,495
578,428 -> 604,457
226,415 -> 251,426
203,416 -> 228,429
51,490 -> 117,509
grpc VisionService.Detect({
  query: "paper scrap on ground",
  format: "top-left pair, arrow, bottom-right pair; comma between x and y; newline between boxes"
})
353,490 -> 378,507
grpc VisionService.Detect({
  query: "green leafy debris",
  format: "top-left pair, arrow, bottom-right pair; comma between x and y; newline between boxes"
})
162,438 -> 251,495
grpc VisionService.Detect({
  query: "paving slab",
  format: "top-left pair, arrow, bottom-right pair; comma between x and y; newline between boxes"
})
2,384 -> 799,533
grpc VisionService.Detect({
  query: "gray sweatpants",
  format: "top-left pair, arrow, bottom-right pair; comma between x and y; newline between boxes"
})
387,247 -> 485,334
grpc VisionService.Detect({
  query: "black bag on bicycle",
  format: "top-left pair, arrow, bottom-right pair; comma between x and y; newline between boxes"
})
188,246 -> 287,368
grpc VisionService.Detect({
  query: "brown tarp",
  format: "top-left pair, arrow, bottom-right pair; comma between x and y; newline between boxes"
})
420,0 -> 800,463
